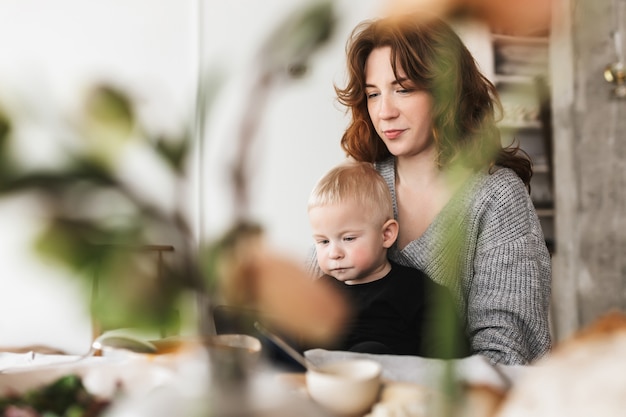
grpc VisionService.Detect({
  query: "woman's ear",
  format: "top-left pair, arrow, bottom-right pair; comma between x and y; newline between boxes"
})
381,219 -> 399,248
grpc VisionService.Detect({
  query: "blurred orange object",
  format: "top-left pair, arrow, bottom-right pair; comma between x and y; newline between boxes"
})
384,0 -> 553,36
495,311 -> 626,417
468,0 -> 552,36
213,224 -> 349,347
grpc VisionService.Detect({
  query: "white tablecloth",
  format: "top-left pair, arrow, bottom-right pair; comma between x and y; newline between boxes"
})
0,350 -> 332,417
305,349 -> 527,391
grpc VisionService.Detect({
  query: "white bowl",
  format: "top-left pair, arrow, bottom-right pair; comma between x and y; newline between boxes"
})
306,359 -> 382,416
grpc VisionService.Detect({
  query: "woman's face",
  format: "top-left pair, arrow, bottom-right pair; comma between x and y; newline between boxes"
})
364,46 -> 435,159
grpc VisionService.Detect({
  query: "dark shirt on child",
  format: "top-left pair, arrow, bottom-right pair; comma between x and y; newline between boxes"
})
319,262 -> 470,359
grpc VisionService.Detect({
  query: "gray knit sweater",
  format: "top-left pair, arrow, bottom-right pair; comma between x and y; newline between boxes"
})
377,157 -> 552,365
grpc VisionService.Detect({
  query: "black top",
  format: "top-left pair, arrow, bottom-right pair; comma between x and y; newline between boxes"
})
319,262 -> 470,359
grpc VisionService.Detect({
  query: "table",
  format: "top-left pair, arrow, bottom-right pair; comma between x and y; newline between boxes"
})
304,349 -> 525,391
0,347 -> 526,417
0,347 -> 332,417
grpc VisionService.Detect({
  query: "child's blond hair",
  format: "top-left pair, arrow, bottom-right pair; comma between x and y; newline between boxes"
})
308,160 -> 393,225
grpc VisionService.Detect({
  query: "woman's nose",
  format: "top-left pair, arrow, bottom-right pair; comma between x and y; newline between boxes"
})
378,94 -> 399,119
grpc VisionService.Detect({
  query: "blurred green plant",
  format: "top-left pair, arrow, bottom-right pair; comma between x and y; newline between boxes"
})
0,84 -> 202,333
0,0 -> 336,336
0,374 -> 111,416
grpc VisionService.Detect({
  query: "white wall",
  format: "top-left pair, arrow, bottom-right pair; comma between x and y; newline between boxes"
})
0,0 -> 386,353
0,0 -> 199,353
198,0 -> 385,259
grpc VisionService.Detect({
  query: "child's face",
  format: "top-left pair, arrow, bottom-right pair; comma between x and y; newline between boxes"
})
309,200 -> 395,285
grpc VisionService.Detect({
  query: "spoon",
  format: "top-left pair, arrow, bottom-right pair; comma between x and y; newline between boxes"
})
90,332 -> 158,355
68,332 -> 158,363
253,321 -> 318,371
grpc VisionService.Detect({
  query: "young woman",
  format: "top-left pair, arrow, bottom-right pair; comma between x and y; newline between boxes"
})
332,14 -> 551,365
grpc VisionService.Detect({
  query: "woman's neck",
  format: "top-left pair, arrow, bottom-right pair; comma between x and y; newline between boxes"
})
395,153 -> 471,192
395,152 -> 442,189
392,153 -> 473,248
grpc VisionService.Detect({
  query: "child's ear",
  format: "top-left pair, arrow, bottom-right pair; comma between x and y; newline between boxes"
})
381,219 -> 399,248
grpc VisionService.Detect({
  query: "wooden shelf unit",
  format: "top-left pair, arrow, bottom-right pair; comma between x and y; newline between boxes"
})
492,32 -> 555,252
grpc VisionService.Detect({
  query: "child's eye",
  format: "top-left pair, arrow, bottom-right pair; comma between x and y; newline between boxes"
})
316,239 -> 329,245
344,236 -> 356,242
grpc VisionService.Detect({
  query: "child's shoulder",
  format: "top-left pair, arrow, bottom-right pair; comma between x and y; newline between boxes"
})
389,261 -> 430,282
389,262 -> 452,293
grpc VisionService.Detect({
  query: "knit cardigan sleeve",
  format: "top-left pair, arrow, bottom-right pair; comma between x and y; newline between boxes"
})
466,169 -> 552,364
378,158 -> 552,365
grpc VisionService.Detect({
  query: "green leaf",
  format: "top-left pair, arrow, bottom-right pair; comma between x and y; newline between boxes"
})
90,250 -> 184,331
154,132 -> 191,174
0,107 -> 10,145
84,84 -> 134,136
0,155 -> 116,195
0,108 -> 19,188
34,217 -> 143,274
260,0 -> 335,76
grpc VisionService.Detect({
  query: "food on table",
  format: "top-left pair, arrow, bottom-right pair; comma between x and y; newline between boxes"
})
365,381 -> 506,417
496,310 -> 626,417
0,374 -> 111,417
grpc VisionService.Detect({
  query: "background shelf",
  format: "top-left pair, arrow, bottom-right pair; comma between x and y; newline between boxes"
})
491,32 -> 554,252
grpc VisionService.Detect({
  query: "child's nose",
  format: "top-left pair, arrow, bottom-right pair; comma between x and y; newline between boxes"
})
329,243 -> 344,259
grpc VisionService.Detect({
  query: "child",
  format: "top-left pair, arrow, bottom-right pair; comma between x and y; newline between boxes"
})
308,160 -> 469,358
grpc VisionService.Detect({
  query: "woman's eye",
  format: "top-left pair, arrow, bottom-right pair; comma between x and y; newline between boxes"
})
366,92 -> 379,99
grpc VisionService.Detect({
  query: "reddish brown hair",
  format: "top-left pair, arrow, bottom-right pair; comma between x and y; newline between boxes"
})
336,14 -> 532,187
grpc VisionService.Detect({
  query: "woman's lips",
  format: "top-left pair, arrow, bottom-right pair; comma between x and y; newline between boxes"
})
383,129 -> 405,139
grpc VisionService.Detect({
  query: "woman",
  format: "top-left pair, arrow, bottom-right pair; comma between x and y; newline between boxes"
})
333,14 -> 551,365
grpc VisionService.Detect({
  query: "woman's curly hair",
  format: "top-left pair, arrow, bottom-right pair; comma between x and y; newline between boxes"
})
336,14 -> 532,187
